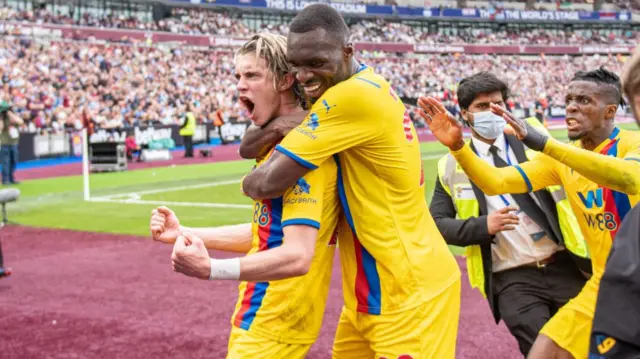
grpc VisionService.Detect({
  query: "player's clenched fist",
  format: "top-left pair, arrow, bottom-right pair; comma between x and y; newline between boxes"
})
150,206 -> 181,244
487,206 -> 520,235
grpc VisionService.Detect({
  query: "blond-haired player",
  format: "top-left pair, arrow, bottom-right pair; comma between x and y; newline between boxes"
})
149,33 -> 341,358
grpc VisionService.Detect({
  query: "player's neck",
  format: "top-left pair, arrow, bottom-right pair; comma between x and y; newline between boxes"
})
581,124 -> 615,151
347,58 -> 360,77
277,95 -> 301,116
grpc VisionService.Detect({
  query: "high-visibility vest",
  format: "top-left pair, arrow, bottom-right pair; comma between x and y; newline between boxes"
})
436,117 -> 589,297
179,112 -> 196,136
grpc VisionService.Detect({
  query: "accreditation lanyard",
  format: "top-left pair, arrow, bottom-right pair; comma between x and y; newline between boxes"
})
471,137 -> 513,207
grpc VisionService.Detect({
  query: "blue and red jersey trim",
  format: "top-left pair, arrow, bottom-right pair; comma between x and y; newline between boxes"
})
333,154 -> 382,315
599,128 -> 632,240
234,198 -> 284,330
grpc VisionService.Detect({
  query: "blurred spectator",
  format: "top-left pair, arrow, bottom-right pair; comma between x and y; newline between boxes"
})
0,102 -> 23,185
0,8 -> 631,136
0,6 -> 637,46
125,133 -> 141,162
180,102 -> 196,158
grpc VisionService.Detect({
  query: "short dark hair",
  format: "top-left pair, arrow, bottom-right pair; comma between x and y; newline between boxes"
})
289,3 -> 349,42
571,66 -> 626,107
457,72 -> 509,110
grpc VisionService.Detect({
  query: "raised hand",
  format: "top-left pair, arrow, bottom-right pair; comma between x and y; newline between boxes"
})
490,104 -> 548,151
418,96 -> 464,150
150,206 -> 181,244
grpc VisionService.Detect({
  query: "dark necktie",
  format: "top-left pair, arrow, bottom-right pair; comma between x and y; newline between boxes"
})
488,145 -> 549,237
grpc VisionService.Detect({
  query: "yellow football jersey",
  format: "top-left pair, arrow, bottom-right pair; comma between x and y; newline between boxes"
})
452,127 -> 640,279
231,145 -> 340,344
276,64 -> 461,315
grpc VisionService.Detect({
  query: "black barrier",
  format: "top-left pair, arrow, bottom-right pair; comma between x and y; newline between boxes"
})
16,120 -> 252,162
19,104 -> 628,163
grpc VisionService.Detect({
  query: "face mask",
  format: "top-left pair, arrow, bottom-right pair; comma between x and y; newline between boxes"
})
471,111 -> 505,140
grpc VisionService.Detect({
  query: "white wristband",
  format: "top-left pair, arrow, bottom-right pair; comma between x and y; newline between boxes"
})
209,258 -> 241,281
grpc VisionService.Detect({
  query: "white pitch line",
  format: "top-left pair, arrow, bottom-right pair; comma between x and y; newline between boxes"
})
88,197 -> 252,209
101,179 -> 241,200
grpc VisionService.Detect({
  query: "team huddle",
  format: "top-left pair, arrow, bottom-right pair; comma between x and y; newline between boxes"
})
148,4 -> 640,359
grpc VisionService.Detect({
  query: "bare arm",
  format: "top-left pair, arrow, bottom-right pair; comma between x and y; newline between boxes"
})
171,224 -> 319,281
238,124 -> 282,160
242,151 -> 310,200
236,225 -> 317,281
238,111 -> 308,160
181,223 -> 253,253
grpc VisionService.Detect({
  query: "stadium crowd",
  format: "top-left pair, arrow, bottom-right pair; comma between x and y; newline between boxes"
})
0,6 -> 637,45
0,38 -> 242,134
0,34 -> 626,134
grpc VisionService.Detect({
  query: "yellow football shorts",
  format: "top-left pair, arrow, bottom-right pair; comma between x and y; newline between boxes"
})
227,326 -> 311,359
332,278 -> 461,359
540,276 -> 599,359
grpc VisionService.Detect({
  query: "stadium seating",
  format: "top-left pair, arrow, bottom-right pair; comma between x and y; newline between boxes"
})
0,4 -> 633,136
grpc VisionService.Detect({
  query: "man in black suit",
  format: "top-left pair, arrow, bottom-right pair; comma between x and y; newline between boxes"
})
430,72 -> 589,356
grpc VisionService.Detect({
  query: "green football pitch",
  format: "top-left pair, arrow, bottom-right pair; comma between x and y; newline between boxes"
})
10,124 -> 638,256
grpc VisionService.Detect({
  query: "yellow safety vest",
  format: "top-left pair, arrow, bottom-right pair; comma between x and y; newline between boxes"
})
179,112 -> 196,136
436,118 -> 589,298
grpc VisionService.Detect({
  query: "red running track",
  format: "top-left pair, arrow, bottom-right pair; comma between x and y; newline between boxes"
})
0,226 -> 519,358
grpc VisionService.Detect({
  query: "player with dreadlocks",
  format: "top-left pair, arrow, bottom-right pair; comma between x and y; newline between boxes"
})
420,66 -> 640,359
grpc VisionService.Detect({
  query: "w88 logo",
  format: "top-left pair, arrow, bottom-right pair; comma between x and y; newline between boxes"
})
253,202 -> 271,226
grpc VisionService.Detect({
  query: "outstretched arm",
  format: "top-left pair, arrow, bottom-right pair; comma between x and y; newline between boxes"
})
542,138 -> 640,195
493,104 -> 640,195
418,96 -> 560,196
451,144 -> 558,196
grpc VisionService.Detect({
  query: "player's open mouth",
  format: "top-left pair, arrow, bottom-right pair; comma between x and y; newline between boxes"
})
303,83 -> 322,97
239,96 -> 256,118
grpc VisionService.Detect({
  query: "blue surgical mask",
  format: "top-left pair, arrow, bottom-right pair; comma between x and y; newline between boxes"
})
471,111 -> 506,140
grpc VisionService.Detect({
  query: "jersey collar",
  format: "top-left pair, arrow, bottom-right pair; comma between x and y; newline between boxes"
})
592,127 -> 621,153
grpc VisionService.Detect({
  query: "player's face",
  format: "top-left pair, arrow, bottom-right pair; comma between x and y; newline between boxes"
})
565,81 -> 618,141
235,53 -> 280,127
287,28 -> 352,103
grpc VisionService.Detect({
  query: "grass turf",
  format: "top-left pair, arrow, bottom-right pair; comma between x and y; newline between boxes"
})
10,123 -> 637,257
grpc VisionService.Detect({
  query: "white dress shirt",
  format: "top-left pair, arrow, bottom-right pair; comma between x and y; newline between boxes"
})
470,134 -> 561,273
